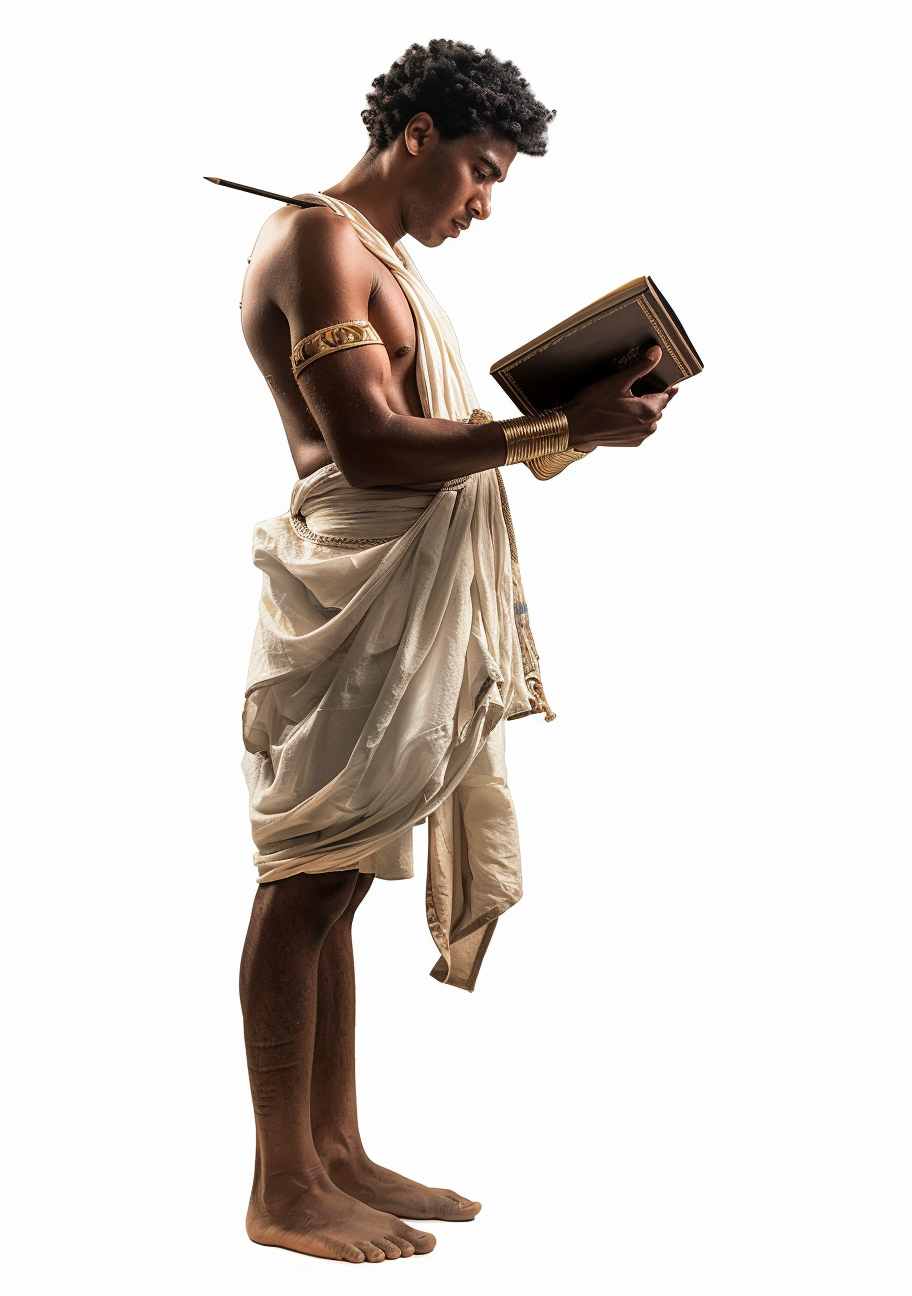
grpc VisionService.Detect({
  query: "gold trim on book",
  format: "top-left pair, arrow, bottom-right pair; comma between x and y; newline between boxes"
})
291,320 -> 383,379
635,299 -> 691,379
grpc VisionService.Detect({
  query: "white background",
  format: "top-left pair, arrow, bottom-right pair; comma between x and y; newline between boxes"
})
4,2 -> 910,1293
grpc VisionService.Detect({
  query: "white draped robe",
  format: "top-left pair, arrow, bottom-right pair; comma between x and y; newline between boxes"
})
242,194 -> 549,990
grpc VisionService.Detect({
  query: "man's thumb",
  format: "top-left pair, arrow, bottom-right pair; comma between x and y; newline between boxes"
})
622,345 -> 662,384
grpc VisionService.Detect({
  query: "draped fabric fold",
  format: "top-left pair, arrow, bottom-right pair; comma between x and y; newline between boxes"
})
241,194 -> 548,989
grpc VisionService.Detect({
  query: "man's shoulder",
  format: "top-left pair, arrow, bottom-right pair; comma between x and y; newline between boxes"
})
271,203 -> 365,267
252,202 -> 373,321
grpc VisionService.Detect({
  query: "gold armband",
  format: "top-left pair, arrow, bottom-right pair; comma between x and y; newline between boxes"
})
501,409 -> 570,465
291,320 -> 383,379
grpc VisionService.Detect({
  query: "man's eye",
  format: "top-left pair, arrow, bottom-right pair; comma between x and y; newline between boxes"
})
475,169 -> 489,181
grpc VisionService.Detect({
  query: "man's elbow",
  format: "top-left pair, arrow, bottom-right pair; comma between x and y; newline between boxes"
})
339,466 -> 379,490
330,416 -> 392,489
334,441 -> 399,490
333,449 -> 384,490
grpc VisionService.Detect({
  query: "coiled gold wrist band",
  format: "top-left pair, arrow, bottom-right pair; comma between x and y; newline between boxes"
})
466,407 -> 583,480
501,409 -> 570,464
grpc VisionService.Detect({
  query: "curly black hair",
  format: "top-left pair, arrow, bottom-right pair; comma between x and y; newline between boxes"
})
362,39 -> 555,157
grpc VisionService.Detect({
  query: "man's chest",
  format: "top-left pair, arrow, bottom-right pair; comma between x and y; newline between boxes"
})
366,260 -> 423,414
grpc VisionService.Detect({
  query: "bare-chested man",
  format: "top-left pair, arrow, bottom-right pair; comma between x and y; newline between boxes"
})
236,39 -> 676,1265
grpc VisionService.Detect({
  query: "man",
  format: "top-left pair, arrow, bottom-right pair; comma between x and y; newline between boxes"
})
237,39 -> 676,1265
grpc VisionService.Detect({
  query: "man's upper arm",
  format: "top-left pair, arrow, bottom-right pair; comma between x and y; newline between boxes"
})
273,209 -> 371,346
273,209 -> 394,451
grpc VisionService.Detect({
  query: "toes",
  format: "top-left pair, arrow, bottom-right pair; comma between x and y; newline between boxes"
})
355,1241 -> 386,1262
374,1237 -> 402,1259
389,1235 -> 415,1257
437,1190 -> 482,1219
338,1244 -> 365,1263
435,1197 -> 468,1219
397,1223 -> 435,1254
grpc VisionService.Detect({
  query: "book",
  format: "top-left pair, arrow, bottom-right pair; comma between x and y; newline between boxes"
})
490,276 -> 703,413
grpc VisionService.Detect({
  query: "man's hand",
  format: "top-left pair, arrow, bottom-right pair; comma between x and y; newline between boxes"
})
565,346 -> 678,449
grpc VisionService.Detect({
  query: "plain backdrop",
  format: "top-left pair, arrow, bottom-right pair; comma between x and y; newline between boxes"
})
4,2 -> 910,1293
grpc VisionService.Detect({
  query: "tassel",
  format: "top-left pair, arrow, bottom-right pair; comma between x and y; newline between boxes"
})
527,676 -> 557,722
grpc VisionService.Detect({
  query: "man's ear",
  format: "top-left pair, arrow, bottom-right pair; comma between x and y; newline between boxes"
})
403,112 -> 436,158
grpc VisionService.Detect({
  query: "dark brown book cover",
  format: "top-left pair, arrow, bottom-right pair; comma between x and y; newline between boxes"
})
490,276 -> 703,412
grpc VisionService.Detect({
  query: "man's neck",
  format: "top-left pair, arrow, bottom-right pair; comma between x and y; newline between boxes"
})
323,149 -> 407,247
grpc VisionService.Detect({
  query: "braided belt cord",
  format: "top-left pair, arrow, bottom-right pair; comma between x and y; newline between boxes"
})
287,464 -> 468,550
287,512 -> 402,548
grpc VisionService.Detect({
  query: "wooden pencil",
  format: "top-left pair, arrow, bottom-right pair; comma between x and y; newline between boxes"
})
204,177 -> 313,209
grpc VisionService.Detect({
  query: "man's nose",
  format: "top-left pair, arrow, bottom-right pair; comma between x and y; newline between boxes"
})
468,191 -> 491,221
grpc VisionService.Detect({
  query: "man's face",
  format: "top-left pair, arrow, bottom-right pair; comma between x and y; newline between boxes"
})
403,126 -> 518,248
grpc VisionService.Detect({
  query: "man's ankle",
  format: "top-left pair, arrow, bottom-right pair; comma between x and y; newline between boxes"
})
313,1130 -> 368,1170
253,1159 -> 333,1204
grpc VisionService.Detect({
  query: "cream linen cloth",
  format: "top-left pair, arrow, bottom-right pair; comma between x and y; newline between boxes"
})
242,194 -> 543,990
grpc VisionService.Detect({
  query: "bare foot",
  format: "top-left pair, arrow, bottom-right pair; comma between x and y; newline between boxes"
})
247,1166 -> 435,1263
320,1151 -> 482,1222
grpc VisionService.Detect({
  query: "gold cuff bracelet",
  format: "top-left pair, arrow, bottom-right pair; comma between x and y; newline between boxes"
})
501,409 -> 570,465
525,447 -> 590,480
291,320 -> 384,379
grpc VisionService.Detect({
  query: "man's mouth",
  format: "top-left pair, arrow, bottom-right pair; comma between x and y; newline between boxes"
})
451,219 -> 469,237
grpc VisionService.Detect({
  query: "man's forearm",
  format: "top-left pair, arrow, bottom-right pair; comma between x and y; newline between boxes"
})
326,410 -> 509,488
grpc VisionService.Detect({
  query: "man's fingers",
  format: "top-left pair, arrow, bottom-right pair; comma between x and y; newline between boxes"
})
633,396 -> 666,422
600,429 -> 654,447
648,388 -> 676,412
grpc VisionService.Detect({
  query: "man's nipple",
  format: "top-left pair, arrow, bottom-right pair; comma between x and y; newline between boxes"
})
395,345 -> 412,358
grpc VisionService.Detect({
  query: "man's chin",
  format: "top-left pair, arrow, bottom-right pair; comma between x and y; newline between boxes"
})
408,227 -> 450,249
